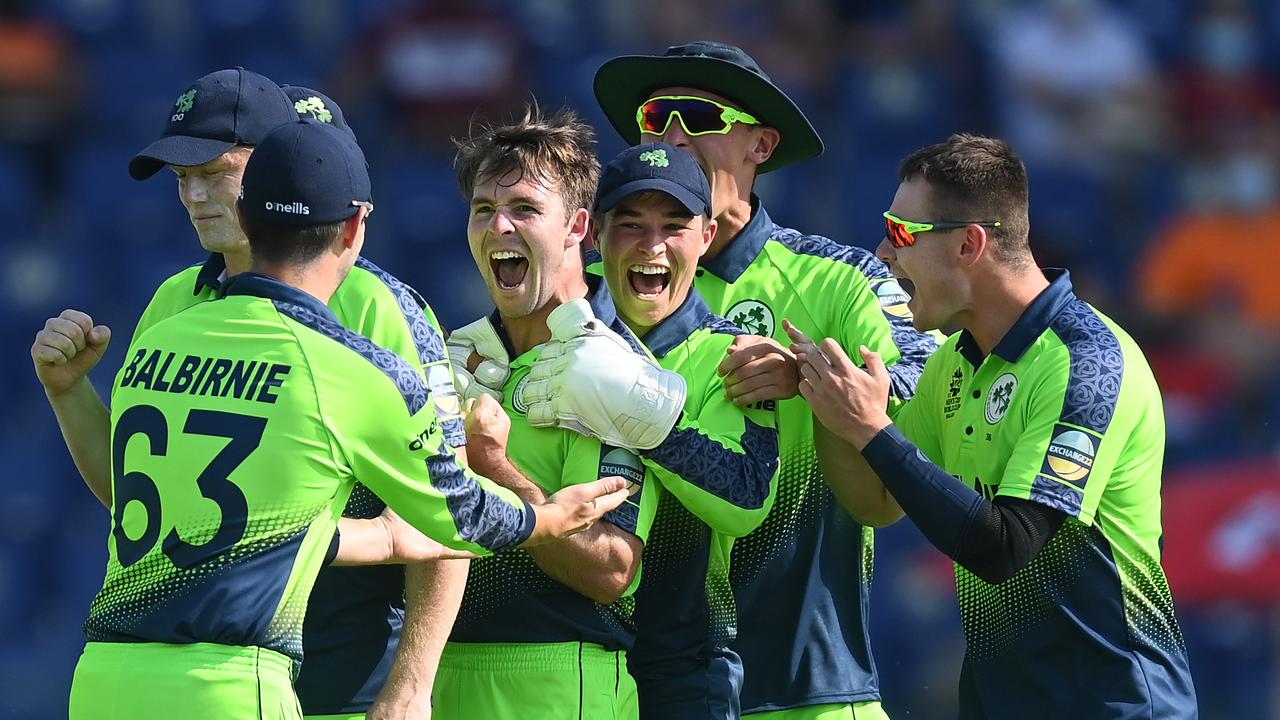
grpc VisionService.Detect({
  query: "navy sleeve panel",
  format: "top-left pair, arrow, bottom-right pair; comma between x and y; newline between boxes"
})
862,425 -> 1067,583
641,416 -> 778,511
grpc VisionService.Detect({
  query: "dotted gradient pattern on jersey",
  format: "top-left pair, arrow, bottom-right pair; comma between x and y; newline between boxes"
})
1115,538 -> 1188,657
86,497 -> 330,661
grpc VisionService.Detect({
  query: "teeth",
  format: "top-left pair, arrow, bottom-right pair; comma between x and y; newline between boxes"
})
491,250 -> 525,260
629,264 -> 668,275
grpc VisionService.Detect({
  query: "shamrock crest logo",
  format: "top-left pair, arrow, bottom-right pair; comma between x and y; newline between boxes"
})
985,373 -> 1018,424
639,149 -> 669,167
294,96 -> 333,123
726,299 -> 775,338
174,89 -> 197,113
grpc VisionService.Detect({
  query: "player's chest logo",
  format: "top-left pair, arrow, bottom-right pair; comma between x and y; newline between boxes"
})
509,368 -> 532,416
985,373 -> 1018,424
726,299 -> 776,337
944,367 -> 964,418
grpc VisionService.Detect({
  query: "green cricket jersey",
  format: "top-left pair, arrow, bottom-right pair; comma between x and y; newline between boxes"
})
693,201 -> 938,711
85,274 -> 533,673
894,270 -> 1195,718
128,253 -> 461,714
449,284 -> 660,649
627,289 -> 780,678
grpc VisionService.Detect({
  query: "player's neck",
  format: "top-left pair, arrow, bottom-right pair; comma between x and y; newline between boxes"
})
223,249 -> 253,278
962,266 -> 1050,356
704,194 -> 753,261
501,275 -> 590,356
251,260 -> 341,307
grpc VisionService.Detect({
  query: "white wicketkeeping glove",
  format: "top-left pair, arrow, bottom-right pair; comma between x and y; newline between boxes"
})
447,316 -> 510,403
520,299 -> 687,450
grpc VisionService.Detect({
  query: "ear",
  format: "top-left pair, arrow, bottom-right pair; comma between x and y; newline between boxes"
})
699,217 -> 717,257
565,207 -> 590,249
958,223 -> 990,268
748,126 -> 781,166
339,208 -> 366,251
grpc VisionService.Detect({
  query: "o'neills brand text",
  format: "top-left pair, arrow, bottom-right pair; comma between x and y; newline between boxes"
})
265,201 -> 310,215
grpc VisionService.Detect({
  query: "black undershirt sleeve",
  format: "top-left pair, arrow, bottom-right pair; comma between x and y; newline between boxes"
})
861,425 -> 1067,584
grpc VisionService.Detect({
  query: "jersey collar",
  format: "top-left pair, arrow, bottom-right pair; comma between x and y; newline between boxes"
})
701,195 -> 773,283
641,289 -> 715,359
221,272 -> 338,324
955,268 -> 1075,366
194,253 -> 227,295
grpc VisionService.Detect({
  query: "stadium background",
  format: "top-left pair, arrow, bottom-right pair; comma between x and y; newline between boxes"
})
2,0 -> 1278,716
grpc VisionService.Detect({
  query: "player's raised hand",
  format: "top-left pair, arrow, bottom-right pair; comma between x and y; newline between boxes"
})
447,316 -> 509,403
522,299 -> 686,450
526,476 -> 633,544
32,309 -> 112,396
462,394 -> 511,475
718,334 -> 799,405
784,319 -> 891,449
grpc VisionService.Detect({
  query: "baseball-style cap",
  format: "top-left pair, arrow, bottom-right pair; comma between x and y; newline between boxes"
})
239,119 -> 372,227
129,67 -> 298,180
594,41 -> 823,173
595,142 -> 711,216
280,85 -> 356,140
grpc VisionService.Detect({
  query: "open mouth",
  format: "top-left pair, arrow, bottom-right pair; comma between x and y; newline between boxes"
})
490,250 -> 528,290
628,264 -> 670,298
898,277 -> 916,296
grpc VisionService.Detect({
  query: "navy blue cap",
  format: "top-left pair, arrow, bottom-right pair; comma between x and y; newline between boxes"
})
239,120 -> 372,226
280,85 -> 356,140
129,67 -> 298,180
595,142 -> 712,216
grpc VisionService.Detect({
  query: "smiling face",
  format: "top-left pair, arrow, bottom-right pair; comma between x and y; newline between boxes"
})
598,191 -> 715,335
878,178 -> 972,333
466,168 -> 589,320
172,147 -> 254,256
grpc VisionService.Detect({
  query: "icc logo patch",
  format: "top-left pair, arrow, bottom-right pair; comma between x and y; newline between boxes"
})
427,363 -> 462,418
985,373 -> 1018,424
727,299 -> 775,337
1043,426 -> 1098,486
872,278 -> 913,319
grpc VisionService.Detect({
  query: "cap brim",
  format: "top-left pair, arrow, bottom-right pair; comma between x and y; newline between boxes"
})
594,55 -> 824,174
129,135 -> 238,180
596,178 -> 707,216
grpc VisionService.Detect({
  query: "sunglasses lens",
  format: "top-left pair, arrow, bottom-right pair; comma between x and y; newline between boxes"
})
640,98 -> 730,135
885,218 -> 913,248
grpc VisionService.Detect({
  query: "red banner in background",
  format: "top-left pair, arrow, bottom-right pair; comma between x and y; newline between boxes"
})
1162,461 -> 1280,604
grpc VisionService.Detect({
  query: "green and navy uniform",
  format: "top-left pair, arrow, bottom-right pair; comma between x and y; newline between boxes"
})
873,270 -> 1195,718
623,289 -> 781,720
71,273 -> 534,719
693,200 -> 937,716
98,254 -> 469,717
436,282 -> 659,720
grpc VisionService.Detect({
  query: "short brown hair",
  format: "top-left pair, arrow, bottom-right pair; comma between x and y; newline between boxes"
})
899,134 -> 1032,266
454,104 -> 600,217
240,215 -> 345,266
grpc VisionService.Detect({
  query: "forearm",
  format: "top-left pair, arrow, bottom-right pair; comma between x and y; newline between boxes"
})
480,457 -> 637,603
46,379 -> 113,507
859,425 -> 1064,582
813,420 -> 903,528
331,517 -> 393,565
370,560 -> 469,718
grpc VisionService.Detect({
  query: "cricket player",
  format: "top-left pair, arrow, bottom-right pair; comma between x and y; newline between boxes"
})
791,133 -> 1197,719
589,42 -> 940,719
433,106 -> 671,719
523,142 -> 782,718
65,118 -> 629,720
31,68 -> 466,718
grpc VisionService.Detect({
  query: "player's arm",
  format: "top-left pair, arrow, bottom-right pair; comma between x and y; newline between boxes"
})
641,372 -> 779,538
466,394 -> 644,604
31,309 -> 114,506
795,337 -> 1065,584
812,420 -> 903,528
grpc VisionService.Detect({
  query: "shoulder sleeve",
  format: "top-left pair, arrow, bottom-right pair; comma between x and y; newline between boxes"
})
995,309 -> 1131,526
132,266 -> 208,347
331,259 -> 466,448
641,335 -> 780,537
562,437 -> 659,544
284,301 -> 533,555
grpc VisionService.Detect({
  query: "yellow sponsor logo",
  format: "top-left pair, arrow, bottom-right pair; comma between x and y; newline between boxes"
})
1046,430 -> 1096,482
874,278 -> 913,319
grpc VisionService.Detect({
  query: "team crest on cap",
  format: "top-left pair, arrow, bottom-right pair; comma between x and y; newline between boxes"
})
872,278 -> 913,319
294,96 -> 333,123
639,149 -> 669,167
175,89 -> 197,113
1043,427 -> 1098,485
727,299 -> 775,337
985,373 -> 1017,424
